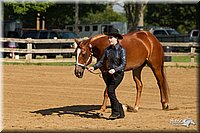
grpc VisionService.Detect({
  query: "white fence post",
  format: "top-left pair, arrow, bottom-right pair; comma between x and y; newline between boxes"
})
190,46 -> 196,63
26,38 -> 32,62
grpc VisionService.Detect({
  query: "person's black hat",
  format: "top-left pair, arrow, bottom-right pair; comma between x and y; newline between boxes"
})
106,28 -> 123,39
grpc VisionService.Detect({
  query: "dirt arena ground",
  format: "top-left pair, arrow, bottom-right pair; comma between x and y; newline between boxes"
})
2,65 -> 199,132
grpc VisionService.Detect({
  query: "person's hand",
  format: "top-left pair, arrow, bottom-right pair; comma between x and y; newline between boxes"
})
88,67 -> 94,72
108,69 -> 115,74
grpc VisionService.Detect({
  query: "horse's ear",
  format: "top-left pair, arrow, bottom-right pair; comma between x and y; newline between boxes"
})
74,38 -> 79,44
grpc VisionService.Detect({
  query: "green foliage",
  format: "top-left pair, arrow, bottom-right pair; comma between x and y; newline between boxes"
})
4,0 -> 52,15
81,5 -> 127,23
145,4 -> 197,33
3,2 -> 197,34
45,3 -> 110,28
45,4 -> 75,28
45,3 -> 126,28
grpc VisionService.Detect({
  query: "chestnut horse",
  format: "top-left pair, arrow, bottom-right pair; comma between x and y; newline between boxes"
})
74,30 -> 170,112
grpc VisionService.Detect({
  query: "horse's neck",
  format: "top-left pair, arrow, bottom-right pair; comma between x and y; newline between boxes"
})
92,45 -> 104,60
91,35 -> 109,60
91,34 -> 106,42
92,43 -> 109,60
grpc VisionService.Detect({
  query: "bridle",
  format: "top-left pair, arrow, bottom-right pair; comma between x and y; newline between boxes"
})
75,43 -> 101,75
75,43 -> 93,69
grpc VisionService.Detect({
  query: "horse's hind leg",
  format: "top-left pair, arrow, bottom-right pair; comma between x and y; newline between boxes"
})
132,65 -> 144,112
148,63 -> 170,110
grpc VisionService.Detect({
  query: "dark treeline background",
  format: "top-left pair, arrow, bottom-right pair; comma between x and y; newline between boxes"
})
145,4 -> 197,33
3,2 -> 198,34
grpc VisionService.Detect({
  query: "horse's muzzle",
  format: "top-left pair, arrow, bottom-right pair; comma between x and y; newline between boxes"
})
74,65 -> 85,78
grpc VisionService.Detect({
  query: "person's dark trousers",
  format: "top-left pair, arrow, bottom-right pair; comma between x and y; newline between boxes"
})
105,71 -> 125,118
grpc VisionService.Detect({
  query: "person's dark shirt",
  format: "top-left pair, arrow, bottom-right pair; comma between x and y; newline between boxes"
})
93,43 -> 126,72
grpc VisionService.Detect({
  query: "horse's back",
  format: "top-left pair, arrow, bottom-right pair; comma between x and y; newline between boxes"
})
91,31 -> 163,70
122,30 -> 161,48
120,31 -> 163,70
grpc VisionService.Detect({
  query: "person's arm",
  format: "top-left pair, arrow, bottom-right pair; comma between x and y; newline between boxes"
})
88,49 -> 106,71
93,50 -> 106,70
115,48 -> 126,72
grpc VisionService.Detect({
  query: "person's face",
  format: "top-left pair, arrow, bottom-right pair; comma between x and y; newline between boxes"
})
108,36 -> 118,45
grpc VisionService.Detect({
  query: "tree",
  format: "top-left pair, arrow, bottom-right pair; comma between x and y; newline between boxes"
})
45,4 -> 74,29
124,2 -> 147,32
196,2 -> 200,30
4,1 -> 51,14
81,4 -> 126,24
45,3 -> 109,29
4,1 -> 52,29
4,2 -> 126,30
145,4 -> 196,33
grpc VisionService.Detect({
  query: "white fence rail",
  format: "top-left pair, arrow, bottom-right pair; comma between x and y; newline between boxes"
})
0,38 -> 199,66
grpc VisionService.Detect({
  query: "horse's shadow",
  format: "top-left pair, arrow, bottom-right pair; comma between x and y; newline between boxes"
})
31,105 -> 109,119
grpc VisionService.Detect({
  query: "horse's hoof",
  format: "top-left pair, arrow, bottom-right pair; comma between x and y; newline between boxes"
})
133,107 -> 139,112
162,104 -> 169,110
96,112 -> 103,117
126,105 -> 139,112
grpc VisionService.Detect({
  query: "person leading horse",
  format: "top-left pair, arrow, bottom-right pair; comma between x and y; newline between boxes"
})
88,28 -> 126,120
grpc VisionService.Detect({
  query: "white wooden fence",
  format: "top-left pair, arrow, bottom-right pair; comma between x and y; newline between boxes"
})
162,42 -> 199,62
0,38 -> 199,66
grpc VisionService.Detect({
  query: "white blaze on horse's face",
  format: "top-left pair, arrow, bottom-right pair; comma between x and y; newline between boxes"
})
76,47 -> 86,68
76,48 -> 81,63
75,47 -> 85,78
76,42 -> 93,68
75,42 -> 93,78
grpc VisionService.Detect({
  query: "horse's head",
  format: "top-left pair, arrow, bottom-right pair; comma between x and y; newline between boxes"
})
74,38 -> 93,78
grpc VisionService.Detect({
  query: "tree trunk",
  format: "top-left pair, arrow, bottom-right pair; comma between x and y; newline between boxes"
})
137,4 -> 146,27
124,3 -> 146,32
197,2 -> 200,30
124,3 -> 135,32
74,2 -> 79,34
124,2 -> 147,32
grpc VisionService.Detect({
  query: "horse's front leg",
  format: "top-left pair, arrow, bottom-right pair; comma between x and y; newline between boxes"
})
99,87 -> 108,113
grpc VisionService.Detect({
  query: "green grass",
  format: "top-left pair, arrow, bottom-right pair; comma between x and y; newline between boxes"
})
2,55 -> 199,66
172,56 -> 199,62
3,62 -> 76,66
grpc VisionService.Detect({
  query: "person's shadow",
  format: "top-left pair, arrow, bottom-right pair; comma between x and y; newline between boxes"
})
31,105 -> 109,119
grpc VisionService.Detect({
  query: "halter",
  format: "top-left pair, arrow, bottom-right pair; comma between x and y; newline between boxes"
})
75,34 -> 106,69
75,44 -> 102,75
75,44 -> 93,69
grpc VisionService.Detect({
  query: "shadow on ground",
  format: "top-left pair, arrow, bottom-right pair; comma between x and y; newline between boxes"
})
31,105 -> 110,119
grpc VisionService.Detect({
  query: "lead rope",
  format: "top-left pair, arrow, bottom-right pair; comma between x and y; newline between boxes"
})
84,66 -> 100,74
